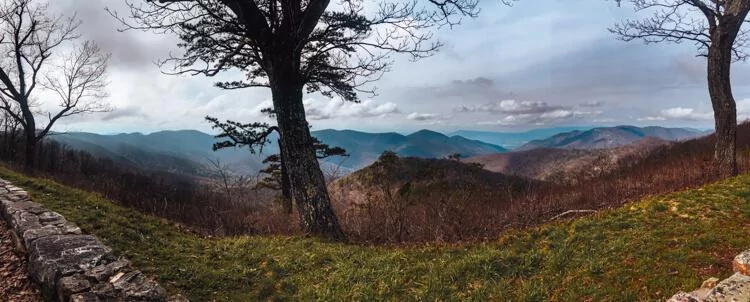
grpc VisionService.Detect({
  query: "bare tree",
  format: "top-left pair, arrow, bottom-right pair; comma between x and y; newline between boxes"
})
611,0 -> 750,177
0,0 -> 110,170
112,0 -> 477,240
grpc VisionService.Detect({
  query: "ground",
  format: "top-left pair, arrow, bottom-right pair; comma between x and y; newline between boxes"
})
2,165 -> 750,301
0,218 -> 42,302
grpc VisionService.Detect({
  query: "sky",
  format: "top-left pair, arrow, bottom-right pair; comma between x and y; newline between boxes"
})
37,0 -> 750,134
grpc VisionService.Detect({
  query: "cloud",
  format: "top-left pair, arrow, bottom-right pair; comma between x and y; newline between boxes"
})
407,112 -> 447,121
100,106 -> 147,121
640,107 -> 713,121
477,109 -> 595,126
304,99 -> 400,120
455,100 -> 565,115
579,100 -> 605,108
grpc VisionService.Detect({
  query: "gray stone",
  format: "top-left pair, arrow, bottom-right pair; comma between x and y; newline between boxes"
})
110,270 -> 168,301
57,274 -> 92,301
27,234 -> 114,294
2,200 -> 44,222
69,292 -> 100,302
0,177 -> 176,302
85,259 -> 131,282
11,211 -> 42,234
38,211 -> 66,225
705,272 -> 750,302
90,283 -> 118,300
667,292 -> 701,302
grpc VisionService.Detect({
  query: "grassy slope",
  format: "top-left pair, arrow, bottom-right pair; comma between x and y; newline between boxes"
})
3,166 -> 750,301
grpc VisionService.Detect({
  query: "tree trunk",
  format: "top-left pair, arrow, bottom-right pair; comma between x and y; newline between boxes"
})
22,115 -> 35,171
707,24 -> 740,178
278,139 -> 293,214
269,55 -> 345,241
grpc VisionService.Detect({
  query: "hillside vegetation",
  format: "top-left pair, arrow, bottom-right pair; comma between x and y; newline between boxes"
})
467,137 -> 669,184
4,165 -> 750,301
329,123 -> 750,242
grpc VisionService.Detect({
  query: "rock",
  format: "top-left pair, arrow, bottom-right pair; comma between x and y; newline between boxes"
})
3,201 -> 45,224
110,270 -> 168,301
0,177 -> 176,302
90,283 -> 118,300
57,274 -> 92,300
22,223 -> 82,247
168,294 -> 190,302
27,234 -> 114,295
703,277 -> 720,289
667,292 -> 701,302
38,211 -> 65,225
85,259 -> 131,282
734,250 -> 750,276
705,272 -> 750,302
69,292 -> 100,302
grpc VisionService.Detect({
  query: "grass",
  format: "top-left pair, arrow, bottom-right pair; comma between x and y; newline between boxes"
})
3,166 -> 750,301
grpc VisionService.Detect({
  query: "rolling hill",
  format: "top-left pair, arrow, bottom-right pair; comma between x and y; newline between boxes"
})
49,129 -> 506,176
449,126 -> 592,149
466,137 -> 670,184
517,125 -> 707,150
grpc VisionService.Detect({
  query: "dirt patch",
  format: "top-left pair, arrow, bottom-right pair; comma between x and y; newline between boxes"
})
0,219 -> 42,302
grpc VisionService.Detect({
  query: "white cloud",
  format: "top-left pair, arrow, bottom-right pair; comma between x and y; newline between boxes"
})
640,107 -> 713,122
407,112 -> 447,121
455,100 -> 564,115
304,99 -> 400,120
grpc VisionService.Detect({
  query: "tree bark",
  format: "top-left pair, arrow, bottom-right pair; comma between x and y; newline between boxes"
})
707,20 -> 741,178
21,106 -> 36,171
278,139 -> 293,214
269,53 -> 345,240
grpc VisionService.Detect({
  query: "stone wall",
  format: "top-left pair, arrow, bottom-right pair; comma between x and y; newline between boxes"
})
0,178 -> 180,302
668,250 -> 750,301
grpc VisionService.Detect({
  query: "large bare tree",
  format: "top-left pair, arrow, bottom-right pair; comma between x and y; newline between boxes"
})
112,0 -> 477,240
0,0 -> 110,170
611,0 -> 750,177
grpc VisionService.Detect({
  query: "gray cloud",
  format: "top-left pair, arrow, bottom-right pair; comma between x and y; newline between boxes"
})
407,112 -> 447,121
101,106 -> 148,121
304,99 -> 400,120
455,100 -> 566,115
579,100 -> 605,108
48,0 -> 177,68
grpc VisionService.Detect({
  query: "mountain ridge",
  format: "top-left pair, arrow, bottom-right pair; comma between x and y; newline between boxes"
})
49,128 -> 506,176
517,125 -> 707,150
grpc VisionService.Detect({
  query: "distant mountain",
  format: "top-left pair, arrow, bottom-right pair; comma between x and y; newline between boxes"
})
50,130 -> 266,177
516,126 -> 707,151
467,137 -> 670,184
450,126 -> 593,149
312,129 -> 507,169
50,129 -> 506,176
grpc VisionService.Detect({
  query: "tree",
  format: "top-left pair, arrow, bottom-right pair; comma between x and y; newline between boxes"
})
206,114 -> 348,214
114,0 -> 477,240
0,0 -> 110,170
611,0 -> 750,177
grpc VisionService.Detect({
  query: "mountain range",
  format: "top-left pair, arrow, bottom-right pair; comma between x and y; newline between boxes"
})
516,126 -> 708,151
49,129 -> 506,176
48,125 -> 708,178
449,126 -> 592,149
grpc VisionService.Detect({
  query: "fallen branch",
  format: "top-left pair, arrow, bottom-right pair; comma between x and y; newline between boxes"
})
549,209 -> 597,221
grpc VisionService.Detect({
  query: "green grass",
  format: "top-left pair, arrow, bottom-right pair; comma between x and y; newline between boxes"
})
3,166 -> 750,301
